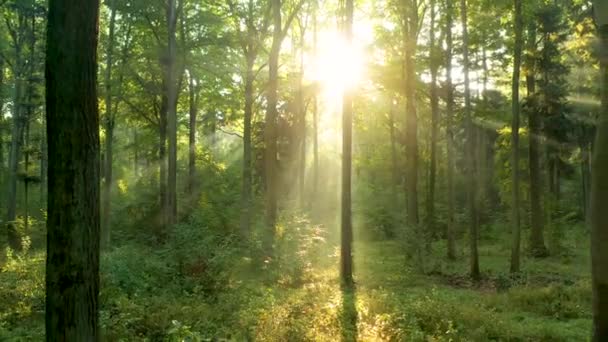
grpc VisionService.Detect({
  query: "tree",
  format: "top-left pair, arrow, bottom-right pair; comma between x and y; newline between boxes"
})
525,18 -> 548,258
461,0 -> 480,279
4,1 -> 30,251
45,0 -> 101,338
510,0 -> 523,273
101,0 -> 117,248
227,0 -> 271,237
444,0 -> 456,260
404,0 -> 419,227
166,0 -> 179,226
426,0 -> 439,237
264,0 -> 303,254
591,1 -> 608,340
341,0 -> 354,287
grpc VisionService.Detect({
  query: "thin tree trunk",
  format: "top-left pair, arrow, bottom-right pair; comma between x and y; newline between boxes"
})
101,0 -> 117,248
240,54 -> 255,236
6,68 -> 24,251
510,0 -> 523,273
166,0 -> 178,226
461,0 -> 479,279
445,0 -> 456,260
159,87 -> 168,236
264,0 -> 282,254
24,121 -> 29,233
311,8 -> 319,209
592,4 -> 608,339
426,0 -> 439,237
188,73 -> 197,192
404,0 -> 419,227
526,24 -> 547,257
298,23 -> 306,209
389,102 -> 399,200
341,0 -> 354,287
45,0 -> 101,338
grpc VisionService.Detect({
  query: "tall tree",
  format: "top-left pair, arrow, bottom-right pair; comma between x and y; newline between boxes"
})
264,0 -> 303,253
166,0 -> 179,226
444,0 -> 456,260
311,2 -> 319,209
341,0 -> 354,286
101,0 -> 117,248
426,0 -> 439,237
45,0 -> 101,338
510,0 -> 523,273
4,2 -> 30,251
526,21 -> 548,257
591,1 -> 608,340
461,0 -> 479,279
404,0 -> 419,227
227,0 -> 271,237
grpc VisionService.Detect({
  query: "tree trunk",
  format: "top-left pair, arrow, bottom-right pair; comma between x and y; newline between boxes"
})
445,0 -> 456,260
389,102 -> 399,201
404,0 -> 419,227
509,0 -> 523,274
101,0 -> 117,248
45,0 -> 101,339
188,72 -> 198,192
591,4 -> 608,339
240,54 -> 255,236
426,0 -> 439,237
527,24 -> 547,257
6,67 -> 24,251
159,87 -> 168,236
166,0 -> 178,226
298,24 -> 306,209
264,0 -> 282,254
311,8 -> 319,210
461,0 -> 479,279
341,0 -> 354,287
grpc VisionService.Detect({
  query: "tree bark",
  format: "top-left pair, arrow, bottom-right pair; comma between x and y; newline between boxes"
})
166,0 -> 179,226
341,0 -> 354,287
311,7 -> 319,209
509,0 -> 523,274
159,85 -> 168,236
264,0 -> 282,254
101,0 -> 117,248
445,0 -> 456,260
591,4 -> 608,339
45,0 -> 101,339
298,21 -> 306,209
461,0 -> 479,279
426,0 -> 439,237
240,54 -> 255,236
188,72 -> 198,192
404,0 -> 419,227
526,24 -> 547,257
5,29 -> 26,251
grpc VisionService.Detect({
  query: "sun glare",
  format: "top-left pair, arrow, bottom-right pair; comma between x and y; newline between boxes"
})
307,30 -> 365,101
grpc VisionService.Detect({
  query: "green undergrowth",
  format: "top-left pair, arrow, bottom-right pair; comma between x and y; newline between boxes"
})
0,216 -> 592,341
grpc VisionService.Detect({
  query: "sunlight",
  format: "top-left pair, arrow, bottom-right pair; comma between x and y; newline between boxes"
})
307,30 -> 366,101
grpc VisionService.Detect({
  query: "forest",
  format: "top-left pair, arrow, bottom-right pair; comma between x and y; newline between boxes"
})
0,0 -> 608,340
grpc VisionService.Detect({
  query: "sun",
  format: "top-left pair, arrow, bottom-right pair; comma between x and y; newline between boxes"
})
307,30 -> 365,102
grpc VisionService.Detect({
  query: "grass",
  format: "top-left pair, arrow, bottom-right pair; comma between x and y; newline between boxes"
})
0,217 -> 592,341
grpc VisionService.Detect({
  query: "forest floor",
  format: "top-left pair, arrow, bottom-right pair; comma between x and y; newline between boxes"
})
0,215 -> 591,341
